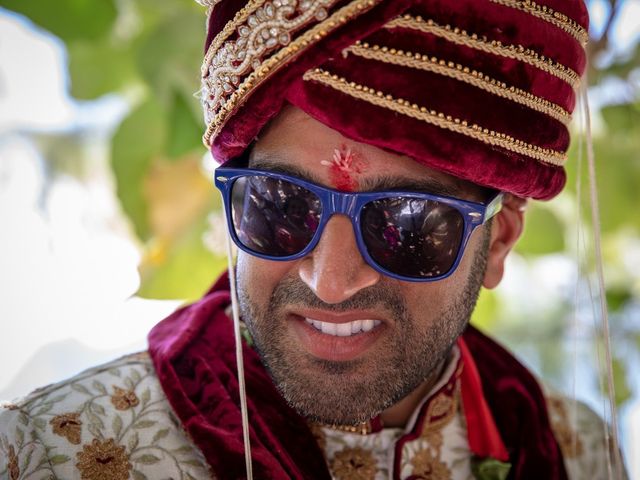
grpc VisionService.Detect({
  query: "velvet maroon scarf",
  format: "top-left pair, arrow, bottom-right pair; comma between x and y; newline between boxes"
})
148,273 -> 566,479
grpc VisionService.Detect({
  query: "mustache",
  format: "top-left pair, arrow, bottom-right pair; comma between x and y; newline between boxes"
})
268,276 -> 409,320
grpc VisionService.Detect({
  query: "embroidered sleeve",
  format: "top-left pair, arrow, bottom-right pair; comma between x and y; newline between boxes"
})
0,404 -> 54,479
1,353 -> 215,480
545,393 -> 629,480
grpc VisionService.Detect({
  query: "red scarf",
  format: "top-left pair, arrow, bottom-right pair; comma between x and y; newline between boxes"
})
148,273 -> 566,479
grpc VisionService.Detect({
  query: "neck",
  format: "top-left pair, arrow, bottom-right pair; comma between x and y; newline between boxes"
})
379,356 -> 449,428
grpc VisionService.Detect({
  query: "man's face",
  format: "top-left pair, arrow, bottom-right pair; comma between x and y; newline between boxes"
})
236,105 -> 492,425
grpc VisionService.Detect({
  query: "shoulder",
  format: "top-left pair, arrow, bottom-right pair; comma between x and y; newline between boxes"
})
542,386 -> 628,480
0,352 -> 212,480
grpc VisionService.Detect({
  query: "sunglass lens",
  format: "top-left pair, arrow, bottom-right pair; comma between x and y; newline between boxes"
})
230,175 -> 322,256
361,198 -> 465,279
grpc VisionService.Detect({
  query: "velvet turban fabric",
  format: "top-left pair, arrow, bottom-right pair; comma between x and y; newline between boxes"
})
199,0 -> 588,199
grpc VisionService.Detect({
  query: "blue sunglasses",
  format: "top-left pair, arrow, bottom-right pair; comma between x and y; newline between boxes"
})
215,156 -> 502,282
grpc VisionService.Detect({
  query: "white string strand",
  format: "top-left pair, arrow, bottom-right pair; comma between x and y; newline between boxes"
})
571,91 -> 584,461
224,216 -> 254,480
581,83 -> 623,479
577,94 -> 611,477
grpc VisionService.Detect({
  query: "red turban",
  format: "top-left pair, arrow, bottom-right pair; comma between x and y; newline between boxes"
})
199,0 -> 588,199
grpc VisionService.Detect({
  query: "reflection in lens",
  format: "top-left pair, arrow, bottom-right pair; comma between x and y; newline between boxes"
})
231,175 -> 322,256
361,197 -> 464,278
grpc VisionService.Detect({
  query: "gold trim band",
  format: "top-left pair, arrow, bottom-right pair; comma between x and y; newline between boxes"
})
489,0 -> 588,47
202,0 -> 381,146
346,42 -> 571,125
385,15 -> 580,89
303,68 -> 567,166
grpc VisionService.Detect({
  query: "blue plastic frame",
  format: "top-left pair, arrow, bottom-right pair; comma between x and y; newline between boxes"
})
214,156 -> 503,282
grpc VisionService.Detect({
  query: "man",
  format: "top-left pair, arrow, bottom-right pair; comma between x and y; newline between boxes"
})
0,0 -> 625,479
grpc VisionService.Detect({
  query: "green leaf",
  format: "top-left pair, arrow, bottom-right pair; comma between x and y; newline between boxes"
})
133,420 -> 156,429
171,445 -> 194,455
133,454 -> 161,465
135,12 -> 204,99
566,109 -> 640,233
92,380 -> 108,395
111,97 -> 167,241
67,40 -> 140,100
180,458 -> 206,468
20,447 -> 34,473
599,357 -> 632,407
90,403 -> 106,416
88,424 -> 102,439
1,0 -> 118,42
167,90 -> 204,159
88,412 -> 105,429
471,457 -> 511,480
34,403 -> 53,416
151,428 -> 170,444
141,388 -> 151,407
137,212 -> 228,301
130,369 -> 142,384
515,205 -> 565,255
71,383 -> 91,395
112,415 -> 123,437
132,470 -> 148,480
17,413 -> 28,426
600,103 -> 640,133
128,432 -> 140,452
606,288 -> 632,312
47,394 -> 68,404
49,454 -> 71,466
15,427 -> 24,448
33,417 -> 47,431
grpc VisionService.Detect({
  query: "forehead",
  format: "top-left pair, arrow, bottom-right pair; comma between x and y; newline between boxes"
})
249,105 -> 487,202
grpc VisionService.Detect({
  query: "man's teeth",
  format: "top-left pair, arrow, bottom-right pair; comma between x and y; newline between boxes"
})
304,318 -> 381,336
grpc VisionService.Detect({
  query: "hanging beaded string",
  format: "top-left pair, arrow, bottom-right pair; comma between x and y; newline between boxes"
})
224,214 -> 254,480
581,82 -> 624,480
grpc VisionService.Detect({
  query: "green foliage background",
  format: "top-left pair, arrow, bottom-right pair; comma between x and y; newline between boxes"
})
2,0 -> 639,417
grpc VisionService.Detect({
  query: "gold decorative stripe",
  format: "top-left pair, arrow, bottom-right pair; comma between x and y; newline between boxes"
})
303,68 -> 567,166
201,0 -> 339,129
346,42 -> 571,125
202,0 -> 265,75
203,0 -> 381,146
489,0 -> 588,47
385,15 -> 580,89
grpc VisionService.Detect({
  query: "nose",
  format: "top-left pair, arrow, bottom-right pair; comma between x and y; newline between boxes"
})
298,215 -> 381,304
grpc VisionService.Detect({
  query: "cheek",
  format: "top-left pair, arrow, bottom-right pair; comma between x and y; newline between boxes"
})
400,235 -> 482,317
402,281 -> 450,322
237,253 -> 296,305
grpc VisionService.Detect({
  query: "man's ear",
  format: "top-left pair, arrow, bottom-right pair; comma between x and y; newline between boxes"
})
483,194 -> 527,289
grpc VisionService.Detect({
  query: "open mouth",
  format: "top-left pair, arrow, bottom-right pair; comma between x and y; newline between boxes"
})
289,311 -> 387,362
303,318 -> 382,337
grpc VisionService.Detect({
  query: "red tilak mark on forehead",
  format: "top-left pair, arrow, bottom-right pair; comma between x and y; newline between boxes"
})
320,145 -> 368,191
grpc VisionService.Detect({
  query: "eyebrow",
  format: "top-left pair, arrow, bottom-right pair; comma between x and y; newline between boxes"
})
249,155 -> 462,198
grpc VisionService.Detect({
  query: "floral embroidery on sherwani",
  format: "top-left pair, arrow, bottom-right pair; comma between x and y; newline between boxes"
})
76,438 -> 131,480
0,352 -> 212,479
0,349 -> 620,480
331,446 -> 378,480
50,412 -> 83,445
7,444 -> 19,480
411,447 -> 452,480
110,387 -> 140,411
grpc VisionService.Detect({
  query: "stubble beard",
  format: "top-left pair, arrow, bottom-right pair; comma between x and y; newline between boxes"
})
237,229 -> 490,426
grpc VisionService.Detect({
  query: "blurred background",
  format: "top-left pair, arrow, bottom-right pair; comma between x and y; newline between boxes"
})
0,0 -> 638,477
